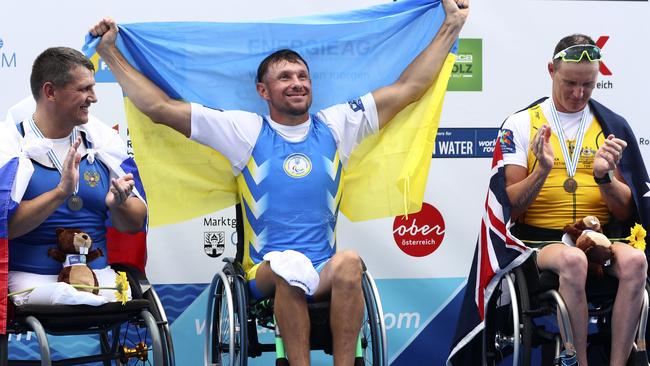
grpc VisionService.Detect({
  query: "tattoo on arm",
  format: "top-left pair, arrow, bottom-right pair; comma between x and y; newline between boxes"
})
512,176 -> 546,211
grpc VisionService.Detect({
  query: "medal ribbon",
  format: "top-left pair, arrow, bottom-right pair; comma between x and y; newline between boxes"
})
548,101 -> 590,180
28,116 -> 80,196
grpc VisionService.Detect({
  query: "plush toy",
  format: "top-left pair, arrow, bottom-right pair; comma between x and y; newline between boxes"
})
48,228 -> 104,294
563,216 -> 613,277
563,215 -> 602,238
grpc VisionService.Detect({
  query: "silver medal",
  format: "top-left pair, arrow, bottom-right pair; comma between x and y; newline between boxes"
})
67,195 -> 84,211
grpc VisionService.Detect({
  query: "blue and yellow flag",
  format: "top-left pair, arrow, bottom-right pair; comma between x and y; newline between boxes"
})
84,0 -> 456,227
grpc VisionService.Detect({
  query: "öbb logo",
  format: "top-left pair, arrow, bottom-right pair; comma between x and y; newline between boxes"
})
392,203 -> 445,257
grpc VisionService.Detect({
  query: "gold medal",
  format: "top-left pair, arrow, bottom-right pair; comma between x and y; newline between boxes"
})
563,178 -> 578,193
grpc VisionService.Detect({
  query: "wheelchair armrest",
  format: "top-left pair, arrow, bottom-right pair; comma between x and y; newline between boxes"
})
222,257 -> 247,278
110,263 -> 151,299
222,257 -> 237,264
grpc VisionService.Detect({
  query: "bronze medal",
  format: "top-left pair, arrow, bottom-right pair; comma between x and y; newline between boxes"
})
67,195 -> 84,211
563,178 -> 578,193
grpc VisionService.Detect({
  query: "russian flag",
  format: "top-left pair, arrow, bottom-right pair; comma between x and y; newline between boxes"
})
0,156 -> 19,333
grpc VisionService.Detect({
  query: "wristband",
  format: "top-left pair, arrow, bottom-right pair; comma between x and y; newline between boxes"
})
594,170 -> 613,185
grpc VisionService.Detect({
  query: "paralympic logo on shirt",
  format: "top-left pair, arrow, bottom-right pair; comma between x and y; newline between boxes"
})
283,153 -> 312,178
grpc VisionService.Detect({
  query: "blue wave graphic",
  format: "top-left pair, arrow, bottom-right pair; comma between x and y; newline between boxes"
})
7,335 -> 41,360
154,283 -> 207,323
159,293 -> 202,304
8,347 -> 39,361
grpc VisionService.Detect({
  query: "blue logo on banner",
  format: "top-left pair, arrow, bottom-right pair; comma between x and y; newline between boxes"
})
0,37 -> 17,69
432,128 -> 499,158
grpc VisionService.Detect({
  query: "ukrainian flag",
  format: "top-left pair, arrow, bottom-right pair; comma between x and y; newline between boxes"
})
83,0 -> 457,227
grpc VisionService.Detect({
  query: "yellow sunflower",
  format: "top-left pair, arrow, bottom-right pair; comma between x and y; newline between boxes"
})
626,223 -> 647,251
115,271 -> 130,305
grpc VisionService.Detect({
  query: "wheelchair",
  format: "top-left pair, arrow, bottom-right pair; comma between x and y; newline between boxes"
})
204,206 -> 386,366
0,263 -> 175,366
483,253 -> 649,366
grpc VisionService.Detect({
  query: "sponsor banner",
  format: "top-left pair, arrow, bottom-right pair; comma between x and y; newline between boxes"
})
432,128 -> 499,158
447,38 -> 482,92
392,203 -> 445,257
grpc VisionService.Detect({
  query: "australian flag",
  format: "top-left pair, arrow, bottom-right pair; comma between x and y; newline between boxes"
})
447,134 -> 533,365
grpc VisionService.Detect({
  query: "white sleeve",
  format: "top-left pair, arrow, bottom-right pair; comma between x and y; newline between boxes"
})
190,103 -> 263,172
316,93 -> 378,166
500,110 -> 531,168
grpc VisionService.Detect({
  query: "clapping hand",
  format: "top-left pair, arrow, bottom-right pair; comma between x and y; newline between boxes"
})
531,125 -> 555,172
593,134 -> 626,178
56,136 -> 82,197
105,173 -> 136,209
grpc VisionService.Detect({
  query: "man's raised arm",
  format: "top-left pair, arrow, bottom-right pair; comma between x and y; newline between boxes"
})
90,18 -> 192,137
372,0 -> 468,129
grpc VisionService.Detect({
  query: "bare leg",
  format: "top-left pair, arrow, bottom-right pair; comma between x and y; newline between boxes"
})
255,262 -> 311,366
313,250 -> 364,366
537,244 -> 589,365
608,243 -> 647,366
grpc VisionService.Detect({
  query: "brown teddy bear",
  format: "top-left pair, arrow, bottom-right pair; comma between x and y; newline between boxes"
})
564,216 -> 602,239
563,216 -> 613,277
48,228 -> 104,294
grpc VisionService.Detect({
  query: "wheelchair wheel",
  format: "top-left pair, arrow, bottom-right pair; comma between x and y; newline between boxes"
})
359,271 -> 387,366
206,266 -> 248,366
115,309 -> 165,365
484,272 -> 533,366
108,267 -> 172,366
145,287 -> 176,366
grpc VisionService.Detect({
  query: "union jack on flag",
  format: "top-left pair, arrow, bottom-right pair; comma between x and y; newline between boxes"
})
447,132 -> 533,365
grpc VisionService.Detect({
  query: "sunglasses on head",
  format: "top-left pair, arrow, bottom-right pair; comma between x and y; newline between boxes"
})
553,44 -> 602,63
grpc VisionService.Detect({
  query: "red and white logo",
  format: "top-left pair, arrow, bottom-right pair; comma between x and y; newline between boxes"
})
596,36 -> 612,76
392,203 -> 445,257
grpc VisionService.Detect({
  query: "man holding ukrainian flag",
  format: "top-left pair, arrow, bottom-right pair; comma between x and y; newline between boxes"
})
89,0 -> 468,364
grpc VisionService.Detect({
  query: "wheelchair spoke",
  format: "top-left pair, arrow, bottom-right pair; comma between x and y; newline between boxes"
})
219,295 -> 232,363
